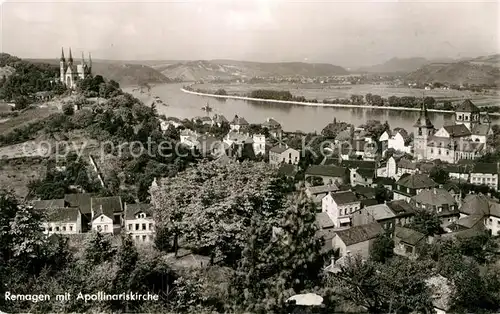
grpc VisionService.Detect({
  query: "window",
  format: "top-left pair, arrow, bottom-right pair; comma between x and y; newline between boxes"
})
149,235 -> 154,242
55,226 -> 59,231
438,149 -> 441,155
104,225 -> 108,231
289,152 -> 292,159
97,225 -> 102,231
135,235 -> 139,241
62,226 -> 66,231
128,224 -> 132,230
142,223 -> 146,230
100,216 -> 104,222
135,224 -> 139,230
49,227 -> 53,232
142,235 -> 147,242
69,225 -> 73,231
149,223 -> 153,230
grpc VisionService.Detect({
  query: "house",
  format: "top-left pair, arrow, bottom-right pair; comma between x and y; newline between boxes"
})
469,163 -> 499,190
230,115 -> 249,131
124,203 -> 155,243
180,129 -> 199,149
352,204 -> 397,236
194,116 -> 213,125
377,156 -> 397,178
252,134 -> 266,156
386,200 -> 416,226
331,222 -> 384,259
396,158 -> 418,177
316,212 -> 335,230
411,188 -> 460,225
379,128 -> 412,154
351,185 -> 376,200
64,193 -> 96,231
340,160 -> 376,186
322,191 -> 360,228
262,117 -> 282,137
212,114 -> 228,127
425,275 -> 453,314
33,198 -> 66,210
455,193 -> 500,235
443,183 -> 462,204
90,196 -> 123,234
305,184 -> 339,206
443,164 -> 470,182
197,135 -> 227,158
305,165 -> 346,185
42,207 -> 82,235
393,173 -> 437,202
269,145 -> 300,165
372,177 -> 395,191
393,226 -> 426,258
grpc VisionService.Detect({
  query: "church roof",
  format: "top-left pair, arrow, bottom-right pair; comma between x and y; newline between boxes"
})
472,124 -> 490,136
456,99 -> 479,113
443,124 -> 471,137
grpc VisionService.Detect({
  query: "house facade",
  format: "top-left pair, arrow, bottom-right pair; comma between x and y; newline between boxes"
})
90,196 -> 123,234
411,188 -> 460,225
322,191 -> 360,228
351,204 -> 397,236
305,165 -> 347,186
331,222 -> 384,259
124,203 -> 155,243
230,115 -> 249,131
42,207 -> 82,235
393,173 -> 437,202
269,146 -> 300,165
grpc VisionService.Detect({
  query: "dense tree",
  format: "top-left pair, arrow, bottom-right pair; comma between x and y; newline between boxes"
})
62,103 -> 74,115
370,232 -> 394,263
429,165 -> 450,184
408,210 -> 443,236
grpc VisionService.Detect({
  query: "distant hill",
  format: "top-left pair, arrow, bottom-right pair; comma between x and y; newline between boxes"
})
26,58 -> 171,87
405,54 -> 500,86
356,57 -> 459,74
155,59 -> 349,81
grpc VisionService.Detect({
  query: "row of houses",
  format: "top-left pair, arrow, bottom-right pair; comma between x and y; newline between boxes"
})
34,194 -> 155,243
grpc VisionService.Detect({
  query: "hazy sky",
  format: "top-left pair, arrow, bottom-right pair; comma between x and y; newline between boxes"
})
1,0 -> 499,67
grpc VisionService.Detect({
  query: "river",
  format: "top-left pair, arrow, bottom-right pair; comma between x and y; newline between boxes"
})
124,83 -> 496,133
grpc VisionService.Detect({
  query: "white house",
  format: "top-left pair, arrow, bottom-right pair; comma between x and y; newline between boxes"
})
252,134 -> 266,156
388,128 -> 412,154
322,191 -> 360,228
42,207 -> 82,235
469,163 -> 499,190
124,203 -> 155,243
269,145 -> 300,166
458,193 -> 500,236
90,196 -> 123,234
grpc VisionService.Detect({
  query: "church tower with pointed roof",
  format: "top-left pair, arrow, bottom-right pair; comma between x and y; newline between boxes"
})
59,47 -> 92,89
413,101 -> 435,160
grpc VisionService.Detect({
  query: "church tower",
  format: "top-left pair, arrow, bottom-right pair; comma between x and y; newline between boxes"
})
413,101 -> 435,160
59,47 -> 66,85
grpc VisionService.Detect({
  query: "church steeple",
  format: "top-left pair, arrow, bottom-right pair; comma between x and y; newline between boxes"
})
68,48 -> 74,64
60,47 -> 65,62
88,52 -> 92,68
81,51 -> 85,65
414,100 -> 434,129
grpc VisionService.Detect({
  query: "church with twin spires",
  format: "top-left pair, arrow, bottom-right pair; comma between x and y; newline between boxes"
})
59,48 -> 92,89
413,99 -> 492,163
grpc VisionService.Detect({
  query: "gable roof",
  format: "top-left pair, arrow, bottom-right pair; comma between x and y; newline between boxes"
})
356,168 -> 375,179
397,158 -> 417,170
270,145 -> 294,154
412,188 -> 456,207
335,222 -> 383,246
33,199 -> 65,210
306,165 -> 346,178
363,204 -> 397,221
91,196 -> 122,220
472,124 -> 490,136
307,184 -> 339,195
46,207 -> 80,223
394,226 -> 426,245
352,185 -> 376,199
212,114 -> 228,124
64,193 -> 96,215
231,115 -> 249,125
456,99 -> 479,113
262,118 -> 281,128
386,200 -> 417,215
453,214 -> 484,229
393,128 -> 411,143
396,173 -> 437,189
459,193 -> 500,218
340,160 -> 376,169
471,162 -> 499,174
316,212 -> 334,229
124,203 -> 153,220
361,198 -> 379,207
330,191 -> 359,205
443,124 -> 472,137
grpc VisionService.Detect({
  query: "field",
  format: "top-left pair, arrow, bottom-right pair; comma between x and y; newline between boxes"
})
0,157 -> 47,198
0,106 -> 58,134
191,83 -> 500,106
